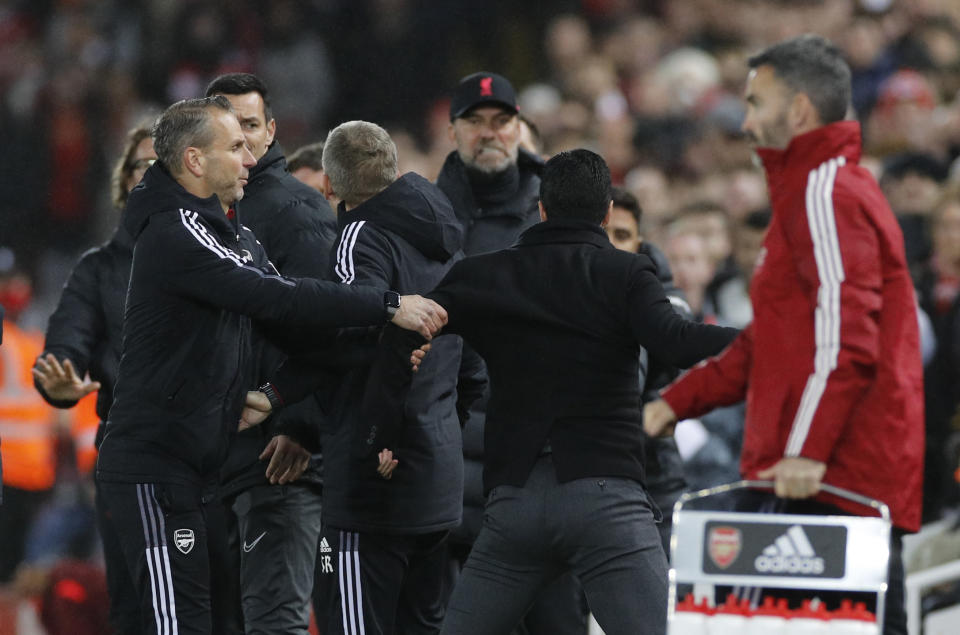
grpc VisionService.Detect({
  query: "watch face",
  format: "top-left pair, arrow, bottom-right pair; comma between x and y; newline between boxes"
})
385,292 -> 401,309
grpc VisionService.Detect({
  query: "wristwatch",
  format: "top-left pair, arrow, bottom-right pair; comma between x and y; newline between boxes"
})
384,291 -> 401,321
258,382 -> 284,410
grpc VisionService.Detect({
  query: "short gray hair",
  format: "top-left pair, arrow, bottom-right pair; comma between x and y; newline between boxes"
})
152,96 -> 234,175
748,34 -> 851,125
322,121 -> 397,207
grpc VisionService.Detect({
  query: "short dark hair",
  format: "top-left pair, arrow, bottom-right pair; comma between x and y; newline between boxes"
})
205,72 -> 273,121
881,152 -> 948,184
748,34 -> 851,125
540,150 -> 611,224
152,96 -> 234,175
287,141 -> 325,173
743,208 -> 771,231
611,187 -> 642,225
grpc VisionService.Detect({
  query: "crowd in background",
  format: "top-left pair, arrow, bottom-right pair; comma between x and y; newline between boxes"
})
3,0 -> 960,630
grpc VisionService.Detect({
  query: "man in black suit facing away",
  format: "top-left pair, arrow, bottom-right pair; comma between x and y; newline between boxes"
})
418,150 -> 738,635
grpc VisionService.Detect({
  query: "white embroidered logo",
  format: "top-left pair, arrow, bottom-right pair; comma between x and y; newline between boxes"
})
242,531 -> 267,553
174,529 -> 195,555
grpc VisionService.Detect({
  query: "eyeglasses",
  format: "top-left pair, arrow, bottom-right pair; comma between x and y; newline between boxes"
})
128,158 -> 156,171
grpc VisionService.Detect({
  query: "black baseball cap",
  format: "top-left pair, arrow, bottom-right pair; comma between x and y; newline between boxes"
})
449,72 -> 519,121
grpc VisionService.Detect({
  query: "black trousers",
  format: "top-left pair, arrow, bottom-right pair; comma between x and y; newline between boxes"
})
95,479 -> 143,634
97,480 -> 243,635
442,541 -> 589,635
0,485 -> 52,582
315,526 -> 448,635
439,458 -> 668,635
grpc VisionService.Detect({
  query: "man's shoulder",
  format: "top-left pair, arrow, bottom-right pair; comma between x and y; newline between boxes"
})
244,168 -> 313,209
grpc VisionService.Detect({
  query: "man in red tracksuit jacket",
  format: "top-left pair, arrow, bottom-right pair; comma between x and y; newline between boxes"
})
645,35 -> 923,635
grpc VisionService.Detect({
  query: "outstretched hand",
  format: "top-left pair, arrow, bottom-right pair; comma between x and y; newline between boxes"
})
32,354 -> 101,401
239,391 -> 272,431
392,295 -> 447,340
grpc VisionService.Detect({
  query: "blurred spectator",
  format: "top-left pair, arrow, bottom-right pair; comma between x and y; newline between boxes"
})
38,559 -> 112,635
918,186 -> 960,518
0,264 -> 64,583
866,69 -> 941,156
842,12 -> 897,117
722,167 -> 769,221
257,0 -> 335,147
518,114 -> 545,157
286,140 -> 325,192
664,220 -> 716,322
714,208 -> 771,329
881,151 -> 948,268
605,187 -> 643,254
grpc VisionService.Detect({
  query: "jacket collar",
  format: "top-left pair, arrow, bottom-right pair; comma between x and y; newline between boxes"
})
755,121 -> 862,191
437,148 -> 544,222
248,142 -> 285,182
518,219 -> 612,249
124,161 -> 237,240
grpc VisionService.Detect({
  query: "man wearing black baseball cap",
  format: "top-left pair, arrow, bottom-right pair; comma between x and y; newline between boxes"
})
449,72 -> 519,119
437,73 -> 589,635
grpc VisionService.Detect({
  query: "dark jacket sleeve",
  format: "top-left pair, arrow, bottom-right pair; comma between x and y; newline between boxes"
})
35,250 -> 105,408
456,341 -> 487,427
269,224 -> 396,408
625,258 -> 739,368
149,218 -> 386,328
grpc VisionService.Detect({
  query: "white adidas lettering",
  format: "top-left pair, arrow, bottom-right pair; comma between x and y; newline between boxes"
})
754,525 -> 825,574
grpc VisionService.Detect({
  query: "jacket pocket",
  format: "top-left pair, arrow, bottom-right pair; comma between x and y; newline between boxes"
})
164,376 -> 208,416
153,482 -> 202,515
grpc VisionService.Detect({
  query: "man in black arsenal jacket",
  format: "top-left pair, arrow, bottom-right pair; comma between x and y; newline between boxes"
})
96,97 -> 445,635
428,150 -> 738,635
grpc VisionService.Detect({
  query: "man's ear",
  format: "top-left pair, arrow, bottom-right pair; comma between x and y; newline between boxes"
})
265,118 -> 277,148
538,200 -> 547,222
447,122 -> 457,144
320,172 -> 335,201
601,201 -> 613,227
788,92 -> 821,137
183,147 -> 204,178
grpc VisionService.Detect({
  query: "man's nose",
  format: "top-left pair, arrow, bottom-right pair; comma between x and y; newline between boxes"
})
242,145 -> 257,167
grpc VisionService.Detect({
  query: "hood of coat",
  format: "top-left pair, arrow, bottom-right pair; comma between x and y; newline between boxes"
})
339,172 -> 463,262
